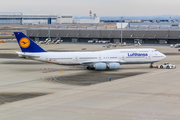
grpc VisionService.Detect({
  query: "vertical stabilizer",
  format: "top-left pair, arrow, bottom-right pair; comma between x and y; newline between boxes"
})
14,32 -> 46,52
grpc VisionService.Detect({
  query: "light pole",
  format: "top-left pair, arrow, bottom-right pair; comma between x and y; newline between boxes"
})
48,24 -> 50,39
48,18 -> 51,39
121,16 -> 123,46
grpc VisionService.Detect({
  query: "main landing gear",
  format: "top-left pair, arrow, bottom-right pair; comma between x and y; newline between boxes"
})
149,63 -> 153,68
87,66 -> 95,70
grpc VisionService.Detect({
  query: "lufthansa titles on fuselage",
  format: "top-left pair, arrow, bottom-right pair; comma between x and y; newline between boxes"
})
128,53 -> 148,57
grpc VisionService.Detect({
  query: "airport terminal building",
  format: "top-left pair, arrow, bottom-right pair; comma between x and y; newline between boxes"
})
27,27 -> 180,44
1,12 -> 180,44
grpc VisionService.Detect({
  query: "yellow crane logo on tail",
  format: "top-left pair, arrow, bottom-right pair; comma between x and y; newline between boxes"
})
19,37 -> 30,48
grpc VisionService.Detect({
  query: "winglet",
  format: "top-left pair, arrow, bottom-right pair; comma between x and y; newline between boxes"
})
14,32 -> 46,52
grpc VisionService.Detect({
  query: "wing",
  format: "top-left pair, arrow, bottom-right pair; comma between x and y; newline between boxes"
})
81,60 -> 121,66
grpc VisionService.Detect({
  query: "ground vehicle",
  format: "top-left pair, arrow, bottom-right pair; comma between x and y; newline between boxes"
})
88,40 -> 95,43
95,40 -> 99,43
159,62 -> 176,69
174,43 -> 180,48
101,40 -> 110,43
135,41 -> 141,47
98,40 -> 102,43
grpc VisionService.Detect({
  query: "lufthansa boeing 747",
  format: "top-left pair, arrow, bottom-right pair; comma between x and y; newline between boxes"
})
14,32 -> 166,70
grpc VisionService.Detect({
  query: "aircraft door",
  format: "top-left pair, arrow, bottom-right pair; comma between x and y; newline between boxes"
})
75,56 -> 78,61
99,55 -> 101,60
147,52 -> 151,60
46,58 -> 50,62
122,55 -> 125,60
121,53 -> 125,60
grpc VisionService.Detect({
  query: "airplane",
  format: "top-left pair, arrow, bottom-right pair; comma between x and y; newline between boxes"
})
14,32 -> 166,70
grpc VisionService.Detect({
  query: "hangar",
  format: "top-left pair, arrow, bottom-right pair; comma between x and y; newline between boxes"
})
0,12 -> 57,25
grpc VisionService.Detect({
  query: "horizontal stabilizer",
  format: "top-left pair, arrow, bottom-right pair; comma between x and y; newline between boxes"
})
16,51 -> 40,59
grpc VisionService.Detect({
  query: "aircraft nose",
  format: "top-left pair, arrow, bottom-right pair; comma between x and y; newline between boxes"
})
163,54 -> 166,59
162,54 -> 166,59
160,53 -> 166,59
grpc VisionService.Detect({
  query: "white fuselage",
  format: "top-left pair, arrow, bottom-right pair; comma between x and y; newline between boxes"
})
21,48 -> 166,65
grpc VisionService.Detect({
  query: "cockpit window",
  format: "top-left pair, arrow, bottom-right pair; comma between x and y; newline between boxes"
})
155,50 -> 157,52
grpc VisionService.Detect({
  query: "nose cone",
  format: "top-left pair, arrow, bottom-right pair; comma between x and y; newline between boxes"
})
160,53 -> 166,60
163,54 -> 166,59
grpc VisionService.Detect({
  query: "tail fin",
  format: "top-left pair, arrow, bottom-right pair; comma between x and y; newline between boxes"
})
14,32 -> 46,52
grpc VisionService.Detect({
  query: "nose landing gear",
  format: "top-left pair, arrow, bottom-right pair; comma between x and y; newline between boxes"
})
149,63 -> 153,68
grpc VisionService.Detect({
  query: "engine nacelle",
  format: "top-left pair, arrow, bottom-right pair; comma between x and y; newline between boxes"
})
107,63 -> 120,70
94,63 -> 107,70
87,63 -> 120,70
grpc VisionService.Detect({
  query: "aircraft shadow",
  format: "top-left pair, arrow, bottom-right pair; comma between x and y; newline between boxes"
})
44,72 -> 146,86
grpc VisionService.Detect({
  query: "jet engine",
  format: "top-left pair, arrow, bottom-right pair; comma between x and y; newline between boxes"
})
87,63 -> 120,70
107,63 -> 120,70
94,63 -> 107,70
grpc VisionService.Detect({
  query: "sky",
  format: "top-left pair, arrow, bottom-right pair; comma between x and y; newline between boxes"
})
1,0 -> 180,16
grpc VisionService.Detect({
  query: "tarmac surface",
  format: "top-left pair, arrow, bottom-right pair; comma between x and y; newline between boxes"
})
0,43 -> 180,120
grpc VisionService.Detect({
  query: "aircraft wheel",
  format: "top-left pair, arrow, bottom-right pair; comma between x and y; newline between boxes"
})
87,66 -> 90,70
160,65 -> 163,69
166,66 -> 170,69
91,68 -> 95,70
